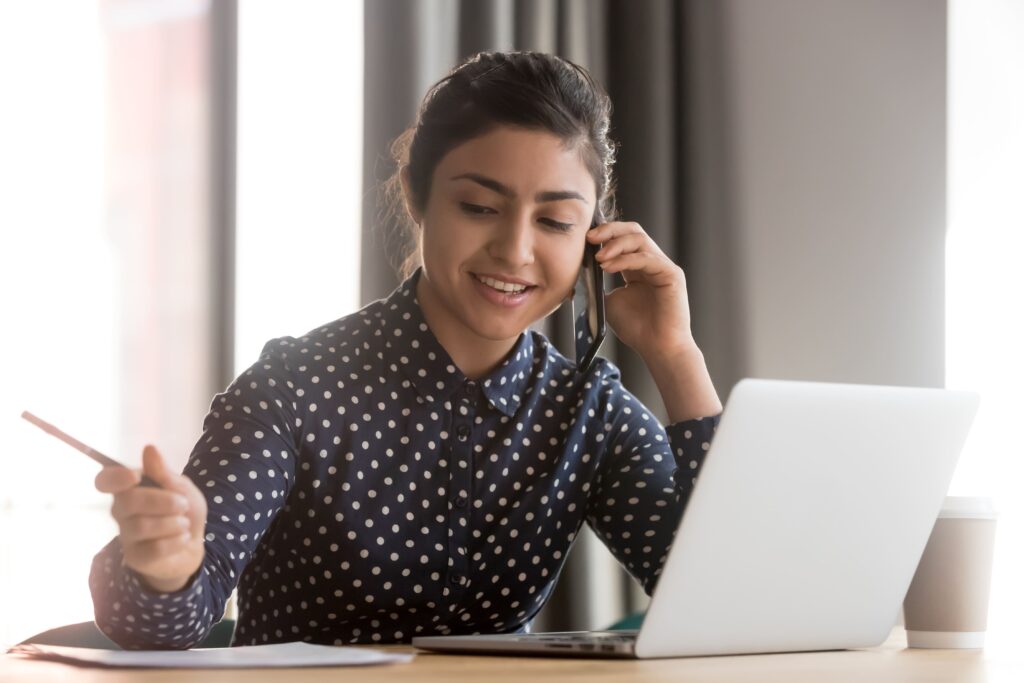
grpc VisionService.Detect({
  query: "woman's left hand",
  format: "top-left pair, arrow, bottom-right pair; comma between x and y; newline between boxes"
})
586,221 -> 695,359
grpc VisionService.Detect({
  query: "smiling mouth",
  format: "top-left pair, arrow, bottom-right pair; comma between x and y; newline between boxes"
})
472,273 -> 537,294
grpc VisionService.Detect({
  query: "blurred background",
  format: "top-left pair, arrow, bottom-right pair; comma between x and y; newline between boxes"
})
1,0 -> 1021,649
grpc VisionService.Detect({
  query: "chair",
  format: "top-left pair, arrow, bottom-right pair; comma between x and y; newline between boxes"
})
606,611 -> 645,631
17,619 -> 236,650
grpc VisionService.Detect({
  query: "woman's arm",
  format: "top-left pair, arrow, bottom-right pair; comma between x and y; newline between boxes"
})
584,362 -> 720,596
642,341 -> 723,424
585,221 -> 722,423
89,338 -> 300,650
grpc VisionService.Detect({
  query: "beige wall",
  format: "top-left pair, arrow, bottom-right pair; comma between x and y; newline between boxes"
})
556,0 -> 950,629
691,0 -> 947,392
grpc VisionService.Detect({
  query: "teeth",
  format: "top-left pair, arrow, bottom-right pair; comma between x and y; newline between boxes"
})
476,274 -> 528,293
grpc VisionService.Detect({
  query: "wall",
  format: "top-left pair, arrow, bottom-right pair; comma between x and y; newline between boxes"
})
689,0 -> 947,392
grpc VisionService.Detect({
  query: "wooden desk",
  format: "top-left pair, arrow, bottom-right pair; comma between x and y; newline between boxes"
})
3,629 -> 1022,683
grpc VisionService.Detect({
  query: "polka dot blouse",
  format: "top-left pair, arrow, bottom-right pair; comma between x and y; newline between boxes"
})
89,266 -> 721,649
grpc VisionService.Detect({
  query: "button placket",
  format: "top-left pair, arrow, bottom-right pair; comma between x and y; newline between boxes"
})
446,378 -> 476,602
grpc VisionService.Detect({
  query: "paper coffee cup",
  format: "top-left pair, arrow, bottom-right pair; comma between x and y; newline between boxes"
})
903,496 -> 998,649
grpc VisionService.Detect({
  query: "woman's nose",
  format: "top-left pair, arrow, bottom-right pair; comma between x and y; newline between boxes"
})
487,213 -> 535,267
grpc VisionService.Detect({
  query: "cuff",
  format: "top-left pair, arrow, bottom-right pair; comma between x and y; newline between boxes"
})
665,413 -> 721,491
90,537 -> 211,650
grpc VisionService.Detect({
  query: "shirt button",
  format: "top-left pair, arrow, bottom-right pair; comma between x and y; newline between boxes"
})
457,424 -> 470,441
454,496 -> 467,509
450,573 -> 464,585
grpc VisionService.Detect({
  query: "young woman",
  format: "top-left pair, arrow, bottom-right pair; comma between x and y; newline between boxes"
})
90,51 -> 723,649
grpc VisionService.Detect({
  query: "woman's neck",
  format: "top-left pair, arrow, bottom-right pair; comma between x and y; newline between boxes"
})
415,274 -> 519,380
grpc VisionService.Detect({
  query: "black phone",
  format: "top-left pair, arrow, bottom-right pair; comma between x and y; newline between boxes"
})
571,218 -> 607,374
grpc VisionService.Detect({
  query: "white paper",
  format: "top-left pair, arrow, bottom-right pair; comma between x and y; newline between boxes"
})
7,641 -> 415,669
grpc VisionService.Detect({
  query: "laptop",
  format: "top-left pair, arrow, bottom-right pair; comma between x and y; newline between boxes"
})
412,378 -> 980,658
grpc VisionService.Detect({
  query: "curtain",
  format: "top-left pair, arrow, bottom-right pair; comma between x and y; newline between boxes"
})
361,0 -> 744,630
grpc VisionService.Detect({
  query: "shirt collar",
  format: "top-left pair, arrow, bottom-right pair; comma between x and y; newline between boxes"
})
382,267 -> 534,417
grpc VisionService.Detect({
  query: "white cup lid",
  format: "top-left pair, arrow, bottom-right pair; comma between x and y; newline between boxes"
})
939,496 -> 998,519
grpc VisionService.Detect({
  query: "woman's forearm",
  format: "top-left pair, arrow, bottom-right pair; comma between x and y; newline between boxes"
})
643,342 -> 723,423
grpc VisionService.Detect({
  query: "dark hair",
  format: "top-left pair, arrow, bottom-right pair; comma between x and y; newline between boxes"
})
381,50 -> 618,280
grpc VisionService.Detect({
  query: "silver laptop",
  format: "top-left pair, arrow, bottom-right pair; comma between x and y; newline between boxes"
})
413,378 -> 979,658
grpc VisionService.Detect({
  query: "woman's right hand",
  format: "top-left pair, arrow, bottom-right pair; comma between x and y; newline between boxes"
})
94,445 -> 207,593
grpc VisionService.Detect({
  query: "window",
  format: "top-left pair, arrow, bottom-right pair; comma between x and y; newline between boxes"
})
945,0 -> 1024,647
1,1 -> 363,647
1,0 -> 220,646
235,0 -> 363,371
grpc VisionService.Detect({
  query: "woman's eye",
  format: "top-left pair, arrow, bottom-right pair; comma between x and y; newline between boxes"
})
460,202 -> 494,215
540,218 -> 574,233
460,202 -> 571,232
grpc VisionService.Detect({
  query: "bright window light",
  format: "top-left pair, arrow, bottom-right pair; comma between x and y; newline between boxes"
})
946,0 -> 1024,647
0,2 -> 115,648
235,0 -> 364,373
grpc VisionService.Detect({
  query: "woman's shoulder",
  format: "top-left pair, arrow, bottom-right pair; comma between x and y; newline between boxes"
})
248,297 -> 393,369
527,329 -> 623,389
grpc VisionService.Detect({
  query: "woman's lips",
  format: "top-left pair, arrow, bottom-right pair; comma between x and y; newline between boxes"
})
471,273 -> 536,307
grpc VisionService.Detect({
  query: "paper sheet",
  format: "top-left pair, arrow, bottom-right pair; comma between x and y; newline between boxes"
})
6,641 -> 415,669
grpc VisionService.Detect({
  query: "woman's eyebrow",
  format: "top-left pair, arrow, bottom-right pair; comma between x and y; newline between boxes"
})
450,172 -> 586,203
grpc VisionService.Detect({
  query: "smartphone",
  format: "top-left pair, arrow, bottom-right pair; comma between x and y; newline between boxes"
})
571,217 -> 607,374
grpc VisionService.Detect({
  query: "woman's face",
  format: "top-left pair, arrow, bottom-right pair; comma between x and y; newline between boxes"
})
410,126 -> 597,344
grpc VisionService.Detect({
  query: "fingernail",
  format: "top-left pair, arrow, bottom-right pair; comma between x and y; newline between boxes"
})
174,495 -> 189,511
180,531 -> 191,542
176,516 -> 190,528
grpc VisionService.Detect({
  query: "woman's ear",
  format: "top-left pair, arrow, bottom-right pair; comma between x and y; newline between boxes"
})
399,166 -> 423,225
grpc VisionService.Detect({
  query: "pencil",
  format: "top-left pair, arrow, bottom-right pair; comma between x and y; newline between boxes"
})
20,411 -> 161,488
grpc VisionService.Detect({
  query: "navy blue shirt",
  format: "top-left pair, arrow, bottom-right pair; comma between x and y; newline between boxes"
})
90,266 -> 721,649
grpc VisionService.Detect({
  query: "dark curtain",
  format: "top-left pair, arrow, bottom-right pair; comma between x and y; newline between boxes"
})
361,0 -> 744,630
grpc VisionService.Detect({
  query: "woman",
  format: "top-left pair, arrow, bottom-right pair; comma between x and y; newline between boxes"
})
90,51 -> 723,649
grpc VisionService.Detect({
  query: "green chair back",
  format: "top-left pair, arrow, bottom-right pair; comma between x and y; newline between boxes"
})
606,611 -> 645,631
18,619 -> 236,649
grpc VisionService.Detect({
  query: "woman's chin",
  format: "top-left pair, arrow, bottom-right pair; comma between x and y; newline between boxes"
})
459,308 -> 532,342
467,320 -> 527,343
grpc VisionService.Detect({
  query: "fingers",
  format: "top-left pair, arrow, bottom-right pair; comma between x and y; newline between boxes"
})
122,532 -> 194,568
94,445 -> 180,494
590,222 -> 664,277
587,221 -> 674,284
119,514 -> 191,545
587,221 -> 644,243
142,444 -> 176,488
111,487 -> 190,522
599,250 -> 664,275
599,251 -> 682,287
95,466 -> 141,494
594,232 -> 652,262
